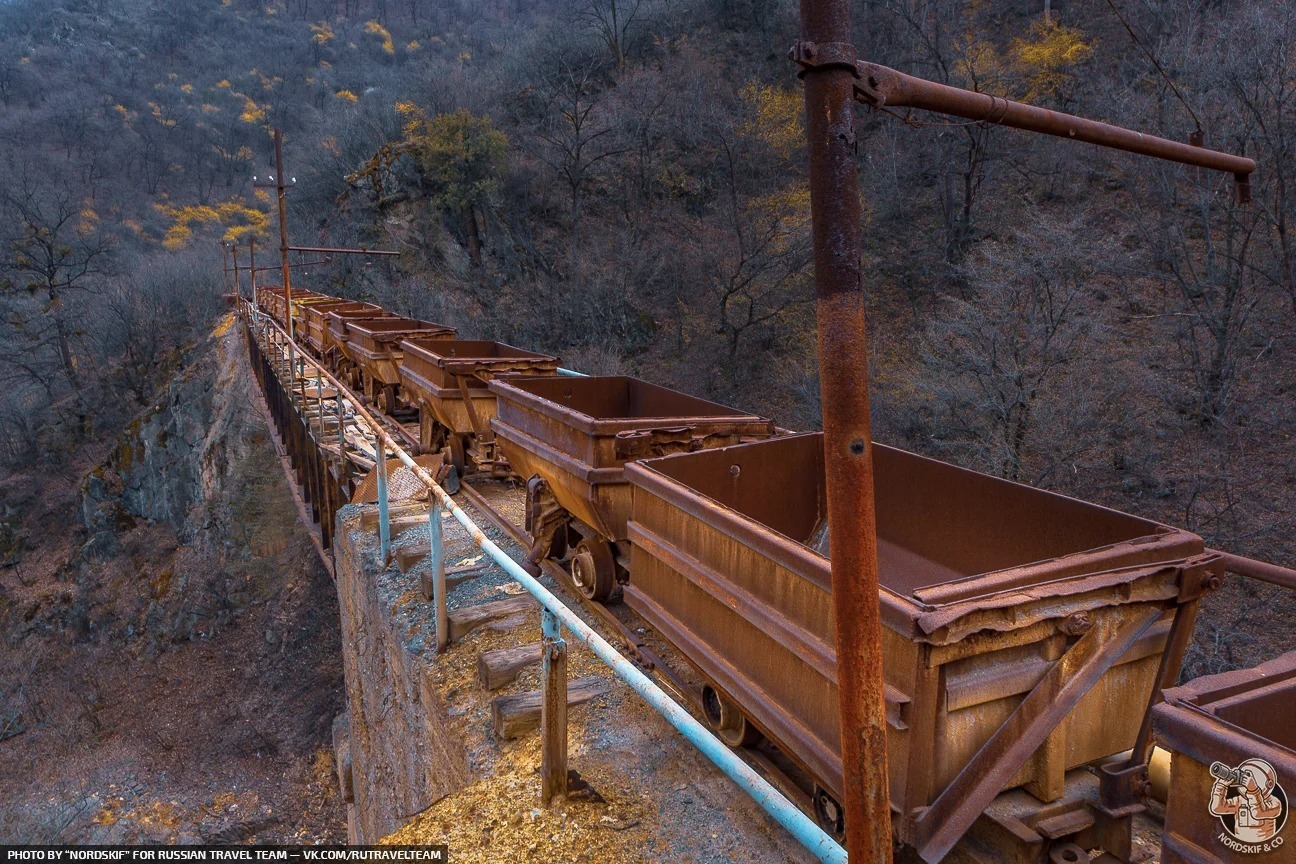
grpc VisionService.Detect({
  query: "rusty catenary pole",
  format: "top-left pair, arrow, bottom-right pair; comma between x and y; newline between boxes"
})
795,1 -> 894,860
248,237 -> 257,301
274,129 -> 294,340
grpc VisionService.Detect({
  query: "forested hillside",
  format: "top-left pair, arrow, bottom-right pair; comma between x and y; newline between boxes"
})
2,0 -> 1293,671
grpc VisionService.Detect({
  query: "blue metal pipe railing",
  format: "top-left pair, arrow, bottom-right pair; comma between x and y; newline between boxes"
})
241,301 -> 847,864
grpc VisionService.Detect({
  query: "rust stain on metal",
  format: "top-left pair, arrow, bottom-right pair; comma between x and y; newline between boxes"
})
622,432 -> 1219,856
1153,652 -> 1296,860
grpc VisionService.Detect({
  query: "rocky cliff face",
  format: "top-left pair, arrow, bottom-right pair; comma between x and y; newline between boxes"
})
0,314 -> 344,844
82,316 -> 247,554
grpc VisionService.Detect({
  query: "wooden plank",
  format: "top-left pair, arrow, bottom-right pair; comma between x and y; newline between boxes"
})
541,638 -> 568,804
478,643 -> 544,690
420,566 -> 487,600
492,676 -> 608,740
447,595 -> 536,643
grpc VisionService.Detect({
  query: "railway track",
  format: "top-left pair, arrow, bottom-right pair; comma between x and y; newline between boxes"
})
243,301 -> 827,838
455,476 -> 823,816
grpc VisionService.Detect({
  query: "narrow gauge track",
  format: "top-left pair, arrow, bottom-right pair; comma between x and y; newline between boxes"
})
244,296 -> 825,830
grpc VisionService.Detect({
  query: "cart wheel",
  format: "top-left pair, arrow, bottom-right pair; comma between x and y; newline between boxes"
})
447,434 -> 467,475
381,384 -> 399,415
701,684 -> 763,748
812,786 -> 845,843
571,538 -> 616,601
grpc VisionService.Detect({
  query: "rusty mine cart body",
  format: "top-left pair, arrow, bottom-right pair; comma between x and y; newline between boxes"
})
1153,652 -> 1296,863
299,299 -> 380,355
397,339 -> 560,476
329,315 -> 453,412
622,431 -> 1222,859
488,375 -> 777,601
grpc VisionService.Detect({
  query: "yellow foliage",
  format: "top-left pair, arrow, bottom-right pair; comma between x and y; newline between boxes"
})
1011,19 -> 1094,103
364,20 -> 395,54
738,83 -> 803,160
201,103 -> 220,113
457,50 -> 472,63
156,198 -> 268,250
310,22 -> 335,45
180,83 -> 194,94
746,185 -> 811,243
239,98 -> 267,123
210,313 -> 236,339
113,104 -> 130,117
394,101 -> 424,118
407,40 -> 421,50
335,89 -> 359,103
149,102 -> 177,128
321,135 -> 340,155
216,79 -> 232,88
78,199 -> 99,236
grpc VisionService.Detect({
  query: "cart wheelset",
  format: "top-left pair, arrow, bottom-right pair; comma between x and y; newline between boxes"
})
812,786 -> 845,843
701,684 -> 763,749
572,537 -> 617,601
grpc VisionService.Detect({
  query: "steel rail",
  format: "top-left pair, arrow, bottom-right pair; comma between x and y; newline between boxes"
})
241,300 -> 848,864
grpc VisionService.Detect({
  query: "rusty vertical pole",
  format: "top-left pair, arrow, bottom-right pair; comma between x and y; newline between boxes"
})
230,245 -> 241,301
796,1 -> 894,860
248,237 -> 257,307
274,128 -> 294,341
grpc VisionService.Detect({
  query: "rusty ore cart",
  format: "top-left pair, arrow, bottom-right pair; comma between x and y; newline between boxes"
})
623,431 -> 1222,859
488,375 -> 776,599
324,310 -> 404,392
397,339 -> 560,474
290,294 -> 350,344
302,299 -> 382,355
344,317 -> 456,412
1153,652 -> 1295,863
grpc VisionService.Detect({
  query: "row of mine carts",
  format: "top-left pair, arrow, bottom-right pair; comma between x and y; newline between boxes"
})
253,285 -> 1293,864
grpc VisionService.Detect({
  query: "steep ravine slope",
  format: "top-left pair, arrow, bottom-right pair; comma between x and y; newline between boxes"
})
0,315 -> 345,843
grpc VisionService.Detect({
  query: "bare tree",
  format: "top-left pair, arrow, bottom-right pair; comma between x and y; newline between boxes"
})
914,214 -> 1125,485
0,175 -> 113,397
529,55 -> 627,282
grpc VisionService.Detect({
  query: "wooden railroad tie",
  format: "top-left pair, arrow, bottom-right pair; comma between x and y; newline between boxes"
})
492,676 -> 609,739
478,642 -> 544,690
359,509 -> 428,538
418,564 -> 489,601
446,595 -> 537,643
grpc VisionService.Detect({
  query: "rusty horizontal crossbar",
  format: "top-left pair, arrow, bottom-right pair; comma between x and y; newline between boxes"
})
287,244 -> 401,256
816,58 -> 1258,200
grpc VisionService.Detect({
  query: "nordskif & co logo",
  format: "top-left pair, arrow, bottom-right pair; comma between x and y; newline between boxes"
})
1210,758 -> 1288,854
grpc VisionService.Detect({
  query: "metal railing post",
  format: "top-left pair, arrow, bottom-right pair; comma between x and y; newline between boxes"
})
336,389 -> 347,454
541,607 -> 568,805
376,437 -> 390,563
427,500 -> 449,650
